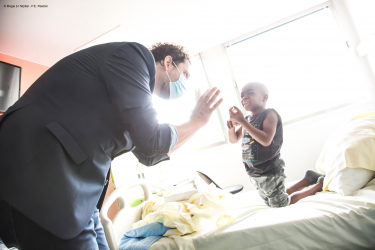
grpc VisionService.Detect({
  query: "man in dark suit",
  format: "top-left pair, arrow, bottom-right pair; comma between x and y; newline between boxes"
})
0,42 -> 222,249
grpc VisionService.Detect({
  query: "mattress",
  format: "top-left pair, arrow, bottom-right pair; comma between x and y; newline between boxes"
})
150,179 -> 375,250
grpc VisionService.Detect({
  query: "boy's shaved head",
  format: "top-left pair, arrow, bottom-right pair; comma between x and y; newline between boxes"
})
243,82 -> 269,96
241,82 -> 269,112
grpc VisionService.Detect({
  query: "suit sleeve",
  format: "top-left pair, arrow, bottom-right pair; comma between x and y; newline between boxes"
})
102,42 -> 172,166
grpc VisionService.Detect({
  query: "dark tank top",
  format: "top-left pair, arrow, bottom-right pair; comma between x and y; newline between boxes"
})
242,108 -> 285,176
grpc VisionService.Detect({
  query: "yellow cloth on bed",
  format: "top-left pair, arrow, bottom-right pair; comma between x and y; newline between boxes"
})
350,112 -> 375,121
316,115 -> 375,191
133,186 -> 234,236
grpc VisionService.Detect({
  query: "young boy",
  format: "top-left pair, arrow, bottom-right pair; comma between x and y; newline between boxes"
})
227,82 -> 325,207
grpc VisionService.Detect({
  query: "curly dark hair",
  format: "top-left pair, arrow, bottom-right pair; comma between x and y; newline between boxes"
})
149,42 -> 191,66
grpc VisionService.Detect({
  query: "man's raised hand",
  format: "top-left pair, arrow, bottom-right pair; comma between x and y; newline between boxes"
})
190,87 -> 223,128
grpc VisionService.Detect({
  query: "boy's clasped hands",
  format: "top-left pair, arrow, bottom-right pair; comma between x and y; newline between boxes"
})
227,106 -> 243,129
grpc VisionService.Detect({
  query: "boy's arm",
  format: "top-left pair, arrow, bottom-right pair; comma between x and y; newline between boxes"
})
227,121 -> 243,143
230,107 -> 278,147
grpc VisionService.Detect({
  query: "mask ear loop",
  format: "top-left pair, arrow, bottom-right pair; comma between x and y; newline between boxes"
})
166,63 -> 174,100
173,61 -> 187,81
172,61 -> 181,74
165,70 -> 172,82
167,61 -> 184,81
166,61 -> 178,81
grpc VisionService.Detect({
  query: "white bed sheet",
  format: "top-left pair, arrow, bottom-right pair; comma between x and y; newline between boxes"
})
150,179 -> 375,250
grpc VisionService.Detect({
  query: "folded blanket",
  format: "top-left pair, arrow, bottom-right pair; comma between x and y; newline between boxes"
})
118,222 -> 172,250
133,185 -> 234,236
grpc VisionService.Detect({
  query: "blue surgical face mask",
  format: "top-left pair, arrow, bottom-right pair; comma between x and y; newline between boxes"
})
166,61 -> 187,100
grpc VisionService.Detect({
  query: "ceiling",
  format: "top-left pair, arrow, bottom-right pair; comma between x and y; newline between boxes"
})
0,0 -> 326,67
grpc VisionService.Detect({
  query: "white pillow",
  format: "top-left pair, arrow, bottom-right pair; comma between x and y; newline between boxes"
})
365,177 -> 375,187
316,115 -> 375,191
329,168 -> 375,195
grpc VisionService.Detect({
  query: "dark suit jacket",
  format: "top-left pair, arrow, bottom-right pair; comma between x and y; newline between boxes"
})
0,42 -> 172,239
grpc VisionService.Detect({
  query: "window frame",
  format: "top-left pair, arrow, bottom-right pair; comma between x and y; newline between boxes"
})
196,52 -> 228,150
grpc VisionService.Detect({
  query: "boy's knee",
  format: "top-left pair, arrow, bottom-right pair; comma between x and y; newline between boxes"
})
268,192 -> 290,208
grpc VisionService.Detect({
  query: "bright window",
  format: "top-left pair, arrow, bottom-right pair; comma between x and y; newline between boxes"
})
152,56 -> 225,150
226,7 -> 368,122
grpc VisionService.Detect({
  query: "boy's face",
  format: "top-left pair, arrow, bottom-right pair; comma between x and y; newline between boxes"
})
241,84 -> 266,112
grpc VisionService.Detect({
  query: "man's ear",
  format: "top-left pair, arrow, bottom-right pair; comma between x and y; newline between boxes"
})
163,55 -> 173,70
263,94 -> 268,102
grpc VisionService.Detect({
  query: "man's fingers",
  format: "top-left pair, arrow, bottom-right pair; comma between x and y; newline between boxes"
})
197,88 -> 211,104
211,97 -> 223,110
207,89 -> 221,106
203,87 -> 218,103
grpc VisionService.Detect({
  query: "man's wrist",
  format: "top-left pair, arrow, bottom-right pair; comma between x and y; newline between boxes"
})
189,118 -> 204,130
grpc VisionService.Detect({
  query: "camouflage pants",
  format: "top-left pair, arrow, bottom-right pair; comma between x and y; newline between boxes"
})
249,168 -> 290,208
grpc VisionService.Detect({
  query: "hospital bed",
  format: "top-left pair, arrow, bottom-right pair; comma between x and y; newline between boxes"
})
100,178 -> 375,250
